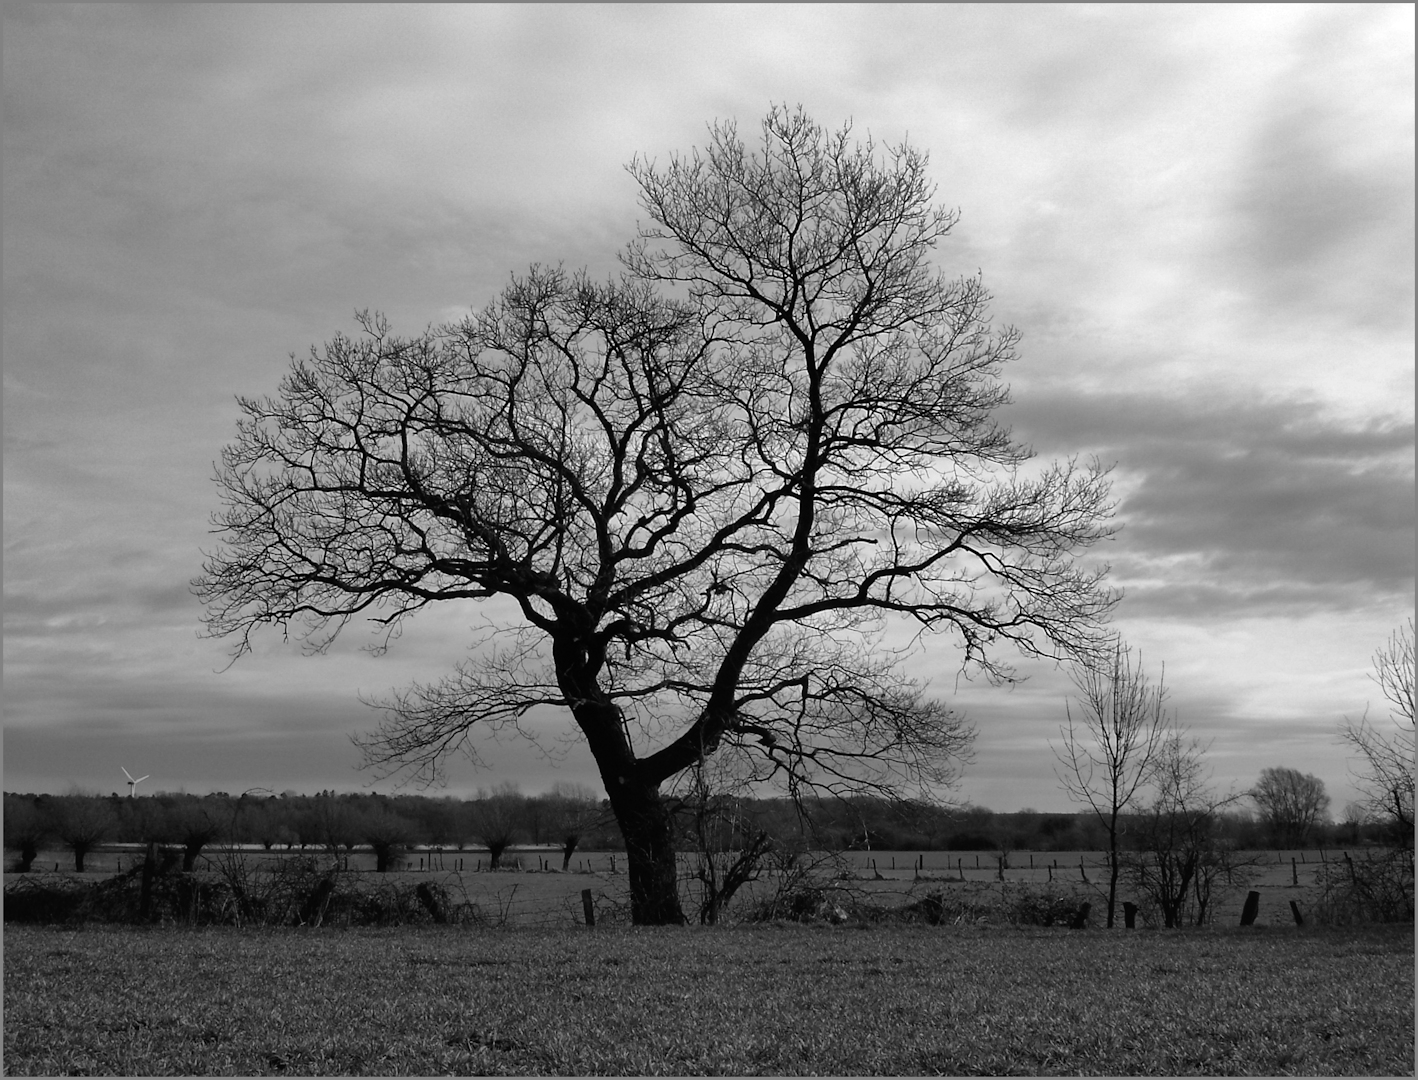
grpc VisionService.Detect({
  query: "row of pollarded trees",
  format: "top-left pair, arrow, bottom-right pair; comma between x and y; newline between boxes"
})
1055,620 -> 1415,928
3,784 -> 613,874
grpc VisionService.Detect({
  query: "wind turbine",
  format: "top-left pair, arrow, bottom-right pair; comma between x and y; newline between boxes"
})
121,767 -> 150,798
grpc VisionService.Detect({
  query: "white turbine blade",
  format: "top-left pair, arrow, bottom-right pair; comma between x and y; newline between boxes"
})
122,767 -> 135,782
135,775 -> 150,784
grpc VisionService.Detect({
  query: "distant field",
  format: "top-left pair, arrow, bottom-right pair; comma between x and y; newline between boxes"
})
8,844 -> 1360,929
4,922 -> 1411,1076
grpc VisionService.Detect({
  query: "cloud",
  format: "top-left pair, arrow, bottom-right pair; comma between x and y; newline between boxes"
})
3,6 -> 1411,808
1221,8 -> 1415,335
1004,388 -> 1415,617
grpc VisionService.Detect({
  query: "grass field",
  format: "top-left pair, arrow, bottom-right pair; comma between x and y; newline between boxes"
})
4,922 -> 1411,1076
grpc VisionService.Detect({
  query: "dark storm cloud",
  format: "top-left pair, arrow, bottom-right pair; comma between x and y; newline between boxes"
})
1006,388 -> 1415,617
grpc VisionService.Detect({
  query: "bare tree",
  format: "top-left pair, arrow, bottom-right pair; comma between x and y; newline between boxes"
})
302,795 -> 359,856
46,796 -> 115,873
1249,767 -> 1330,848
169,799 -> 226,872
359,802 -> 421,873
196,105 -> 1116,924
4,795 -> 49,873
1341,619 -> 1415,844
544,783 -> 606,871
673,744 -> 774,925
1053,639 -> 1168,927
467,785 -> 522,870
1125,729 -> 1241,928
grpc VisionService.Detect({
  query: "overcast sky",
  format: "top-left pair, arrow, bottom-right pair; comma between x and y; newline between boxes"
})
5,4 -> 1413,814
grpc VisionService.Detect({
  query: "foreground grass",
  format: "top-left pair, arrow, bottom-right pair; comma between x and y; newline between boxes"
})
4,923 -> 1411,1076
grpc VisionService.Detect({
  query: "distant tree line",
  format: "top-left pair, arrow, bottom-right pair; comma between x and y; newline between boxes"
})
4,785 -> 1397,875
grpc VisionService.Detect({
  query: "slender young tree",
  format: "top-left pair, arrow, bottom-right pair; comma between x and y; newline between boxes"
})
1342,619 -> 1415,845
197,106 -> 1116,924
1053,638 -> 1168,927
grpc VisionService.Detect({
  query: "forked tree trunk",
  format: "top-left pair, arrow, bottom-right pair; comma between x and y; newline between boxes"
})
609,781 -> 686,925
563,662 -> 687,925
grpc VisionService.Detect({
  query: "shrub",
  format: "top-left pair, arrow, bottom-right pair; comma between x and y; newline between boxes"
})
1001,884 -> 1087,927
896,888 -> 993,926
1315,848 -> 1415,925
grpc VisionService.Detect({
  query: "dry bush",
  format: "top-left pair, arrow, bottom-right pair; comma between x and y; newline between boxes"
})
1315,848 -> 1415,925
1000,884 -> 1091,927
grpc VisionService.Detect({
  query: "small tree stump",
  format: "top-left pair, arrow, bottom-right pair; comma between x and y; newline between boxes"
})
301,876 -> 336,927
139,841 -> 157,921
1240,890 -> 1260,927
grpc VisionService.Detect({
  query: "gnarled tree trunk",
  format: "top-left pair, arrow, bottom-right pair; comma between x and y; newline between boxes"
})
606,780 -> 685,925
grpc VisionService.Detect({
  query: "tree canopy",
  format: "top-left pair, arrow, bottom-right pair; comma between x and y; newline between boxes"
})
197,106 -> 1117,923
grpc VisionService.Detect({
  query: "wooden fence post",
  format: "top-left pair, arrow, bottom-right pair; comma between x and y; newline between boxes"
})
416,882 -> 447,924
1123,901 -> 1137,929
581,888 -> 595,927
1079,857 -> 1088,883
1291,858 -> 1298,886
139,841 -> 156,921
1240,890 -> 1260,926
1289,900 -> 1304,926
1048,863 -> 1053,883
